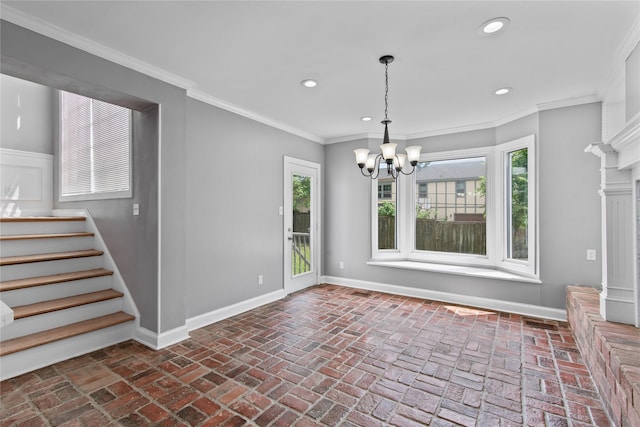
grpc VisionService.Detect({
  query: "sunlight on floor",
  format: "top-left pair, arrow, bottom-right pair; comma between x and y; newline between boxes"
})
444,305 -> 495,316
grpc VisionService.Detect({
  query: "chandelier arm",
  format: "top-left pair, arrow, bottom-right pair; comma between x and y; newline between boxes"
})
390,167 -> 398,180
367,154 -> 383,180
399,164 -> 417,176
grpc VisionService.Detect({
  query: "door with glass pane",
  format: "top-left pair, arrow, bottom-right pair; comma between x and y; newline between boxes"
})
284,157 -> 320,294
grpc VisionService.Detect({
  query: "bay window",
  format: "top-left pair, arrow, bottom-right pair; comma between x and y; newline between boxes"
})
370,135 -> 537,280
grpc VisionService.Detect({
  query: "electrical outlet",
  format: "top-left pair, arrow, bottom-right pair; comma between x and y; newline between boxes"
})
339,261 -> 344,269
258,275 -> 263,285
586,249 -> 597,261
133,203 -> 140,216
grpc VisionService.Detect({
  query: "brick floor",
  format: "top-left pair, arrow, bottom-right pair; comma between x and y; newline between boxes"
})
1,284 -> 613,426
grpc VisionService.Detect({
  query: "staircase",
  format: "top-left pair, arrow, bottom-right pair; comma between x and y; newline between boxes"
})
0,216 -> 136,380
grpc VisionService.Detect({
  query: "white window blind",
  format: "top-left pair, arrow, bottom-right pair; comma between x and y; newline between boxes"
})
60,91 -> 131,200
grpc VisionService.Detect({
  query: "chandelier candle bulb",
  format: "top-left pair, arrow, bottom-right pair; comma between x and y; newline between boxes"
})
394,153 -> 407,170
365,154 -> 377,171
354,148 -> 370,167
405,146 -> 422,165
380,142 -> 397,160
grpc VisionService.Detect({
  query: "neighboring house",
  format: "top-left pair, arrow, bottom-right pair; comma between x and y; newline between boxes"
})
377,178 -> 396,203
377,159 -> 486,222
415,159 -> 486,222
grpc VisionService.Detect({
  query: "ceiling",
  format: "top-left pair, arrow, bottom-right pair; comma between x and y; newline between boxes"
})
2,1 -> 639,143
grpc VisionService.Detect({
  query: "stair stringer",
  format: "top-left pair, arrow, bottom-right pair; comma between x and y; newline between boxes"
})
0,210 -> 141,381
52,209 -> 140,322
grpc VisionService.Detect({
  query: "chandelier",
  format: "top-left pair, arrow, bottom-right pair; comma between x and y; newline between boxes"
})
354,55 -> 421,180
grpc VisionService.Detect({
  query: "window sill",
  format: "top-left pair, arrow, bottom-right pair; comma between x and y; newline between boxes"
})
367,260 -> 541,284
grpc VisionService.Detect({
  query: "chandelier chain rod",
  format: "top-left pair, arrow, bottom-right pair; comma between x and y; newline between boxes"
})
384,62 -> 389,121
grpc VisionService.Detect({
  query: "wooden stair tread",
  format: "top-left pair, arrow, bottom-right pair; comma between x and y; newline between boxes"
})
0,268 -> 113,292
0,312 -> 134,356
0,216 -> 86,222
12,289 -> 124,319
0,232 -> 94,241
0,249 -> 103,266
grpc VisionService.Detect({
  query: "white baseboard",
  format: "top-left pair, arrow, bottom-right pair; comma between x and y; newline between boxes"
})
186,289 -> 286,332
134,325 -> 190,350
135,289 -> 287,349
321,275 -> 567,322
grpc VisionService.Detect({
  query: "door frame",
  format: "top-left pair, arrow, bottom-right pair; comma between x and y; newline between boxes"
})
284,156 -> 321,295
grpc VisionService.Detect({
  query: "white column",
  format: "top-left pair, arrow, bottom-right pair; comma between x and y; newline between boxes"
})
585,143 -> 635,324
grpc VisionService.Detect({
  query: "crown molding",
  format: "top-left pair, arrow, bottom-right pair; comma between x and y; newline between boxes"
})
0,5 -> 194,90
536,95 -> 601,112
325,132 -> 409,145
406,121 -> 495,139
598,15 -> 640,98
614,15 -> 640,66
187,89 -> 324,144
0,4 -> 612,147
325,133 -> 372,145
326,95 -> 601,145
492,95 -> 601,128
0,5 -> 324,144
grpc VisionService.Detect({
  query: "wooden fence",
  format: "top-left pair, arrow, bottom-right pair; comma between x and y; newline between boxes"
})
293,211 -> 310,233
378,216 -> 396,249
378,217 -> 487,254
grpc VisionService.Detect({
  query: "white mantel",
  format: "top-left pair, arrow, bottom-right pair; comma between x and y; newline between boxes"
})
585,112 -> 640,327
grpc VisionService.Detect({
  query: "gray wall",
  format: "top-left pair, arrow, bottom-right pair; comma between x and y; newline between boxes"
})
185,99 -> 324,316
538,103 -> 602,306
1,20 -> 185,333
324,104 -> 602,310
0,74 -> 54,154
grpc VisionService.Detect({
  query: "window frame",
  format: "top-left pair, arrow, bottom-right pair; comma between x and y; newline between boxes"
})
495,135 -> 537,277
58,91 -> 133,202
406,146 -> 494,267
371,174 -> 402,256
369,136 -> 538,280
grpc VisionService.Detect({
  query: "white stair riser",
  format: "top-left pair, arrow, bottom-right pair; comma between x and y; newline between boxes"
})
0,256 -> 103,281
0,298 -> 123,341
0,236 -> 95,257
0,321 -> 134,381
0,276 -> 113,306
0,221 -> 86,236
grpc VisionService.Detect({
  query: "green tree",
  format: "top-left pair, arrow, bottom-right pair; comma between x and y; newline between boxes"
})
510,148 -> 528,231
292,175 -> 311,211
416,205 -> 435,219
378,201 -> 396,217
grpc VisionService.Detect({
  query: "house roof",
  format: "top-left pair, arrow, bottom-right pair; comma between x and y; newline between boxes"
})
416,159 -> 485,182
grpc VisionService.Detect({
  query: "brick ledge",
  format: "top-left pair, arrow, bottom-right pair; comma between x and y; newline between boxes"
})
567,285 -> 640,427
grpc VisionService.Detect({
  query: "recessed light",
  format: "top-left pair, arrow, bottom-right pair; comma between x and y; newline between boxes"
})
301,79 -> 317,88
479,17 -> 510,35
494,87 -> 512,95
361,116 -> 372,122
